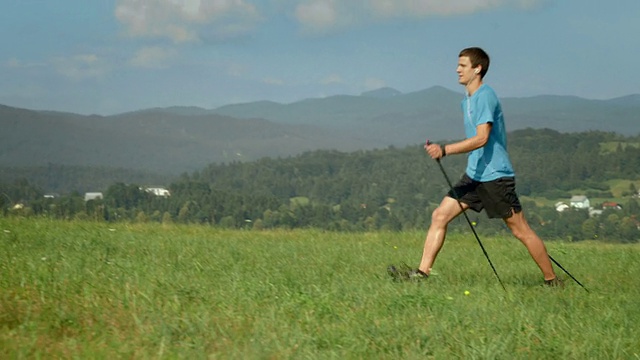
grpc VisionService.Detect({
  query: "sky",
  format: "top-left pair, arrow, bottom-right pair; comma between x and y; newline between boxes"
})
1,0 -> 639,115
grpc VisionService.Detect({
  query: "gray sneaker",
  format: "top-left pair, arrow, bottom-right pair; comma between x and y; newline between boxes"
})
387,264 -> 428,282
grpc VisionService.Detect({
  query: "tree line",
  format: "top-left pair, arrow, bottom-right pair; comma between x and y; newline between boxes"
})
2,128 -> 639,242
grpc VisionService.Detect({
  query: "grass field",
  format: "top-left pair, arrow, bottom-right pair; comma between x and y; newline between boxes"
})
1,217 -> 639,359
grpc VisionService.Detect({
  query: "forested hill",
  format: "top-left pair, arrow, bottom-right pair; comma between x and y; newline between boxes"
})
3,129 -> 640,240
2,128 -> 639,197
187,129 -> 640,203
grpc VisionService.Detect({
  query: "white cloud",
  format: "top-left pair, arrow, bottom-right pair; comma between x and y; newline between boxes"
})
374,0 -> 547,16
291,0 -> 546,32
53,54 -> 110,80
320,73 -> 343,85
113,1 -> 545,40
5,58 -> 46,69
294,0 -> 338,31
368,0 -> 531,18
115,0 -> 261,43
363,77 -> 386,90
129,46 -> 177,68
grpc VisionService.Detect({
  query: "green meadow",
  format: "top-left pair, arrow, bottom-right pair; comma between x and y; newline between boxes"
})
1,217 -> 639,359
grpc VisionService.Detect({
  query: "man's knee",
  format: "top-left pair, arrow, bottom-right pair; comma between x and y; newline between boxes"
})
505,212 -> 533,240
431,206 -> 457,225
510,226 -> 527,241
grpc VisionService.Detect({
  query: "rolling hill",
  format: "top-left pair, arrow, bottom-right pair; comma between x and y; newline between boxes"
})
1,87 -> 639,176
0,105 -> 370,174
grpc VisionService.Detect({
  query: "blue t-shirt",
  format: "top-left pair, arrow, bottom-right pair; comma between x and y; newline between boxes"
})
462,84 -> 515,181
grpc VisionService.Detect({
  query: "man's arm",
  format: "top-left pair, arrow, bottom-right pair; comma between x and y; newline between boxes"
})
426,123 -> 492,159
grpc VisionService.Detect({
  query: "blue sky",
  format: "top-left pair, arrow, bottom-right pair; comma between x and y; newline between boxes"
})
1,0 -> 638,115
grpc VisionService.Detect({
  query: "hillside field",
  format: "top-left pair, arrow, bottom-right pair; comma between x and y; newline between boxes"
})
1,218 -> 639,359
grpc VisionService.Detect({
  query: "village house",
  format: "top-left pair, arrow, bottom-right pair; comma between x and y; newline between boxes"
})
84,192 -> 103,201
570,195 -> 590,209
144,187 -> 171,197
602,201 -> 623,210
555,202 -> 570,212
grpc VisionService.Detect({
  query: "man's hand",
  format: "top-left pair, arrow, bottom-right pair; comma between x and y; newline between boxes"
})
424,141 -> 445,160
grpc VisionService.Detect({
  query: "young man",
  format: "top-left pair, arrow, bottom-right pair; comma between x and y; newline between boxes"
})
389,47 -> 562,286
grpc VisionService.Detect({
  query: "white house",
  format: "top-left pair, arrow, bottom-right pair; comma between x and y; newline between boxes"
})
145,187 -> 171,197
84,192 -> 103,201
589,209 -> 603,217
570,195 -> 590,209
555,202 -> 570,212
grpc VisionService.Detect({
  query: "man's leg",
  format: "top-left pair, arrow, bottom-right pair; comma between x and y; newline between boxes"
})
418,196 -> 468,274
503,210 -> 557,280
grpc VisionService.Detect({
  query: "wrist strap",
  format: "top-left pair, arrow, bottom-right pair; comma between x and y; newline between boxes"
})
440,144 -> 447,157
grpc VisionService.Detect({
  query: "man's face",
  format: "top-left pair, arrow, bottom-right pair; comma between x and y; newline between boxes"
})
457,56 -> 478,85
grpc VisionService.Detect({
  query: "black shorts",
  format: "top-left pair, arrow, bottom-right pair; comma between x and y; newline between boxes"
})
447,174 -> 522,219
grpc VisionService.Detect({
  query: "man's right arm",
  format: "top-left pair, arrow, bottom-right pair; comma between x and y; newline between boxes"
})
426,123 -> 491,159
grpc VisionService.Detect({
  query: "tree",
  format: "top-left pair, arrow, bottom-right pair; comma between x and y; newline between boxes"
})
135,211 -> 148,223
178,202 -> 191,223
619,217 -> 639,243
262,209 -> 278,228
602,213 -> 621,240
555,209 -> 589,241
626,198 -> 640,216
581,218 -> 598,240
252,218 -> 264,230
219,216 -> 236,228
162,212 -> 173,224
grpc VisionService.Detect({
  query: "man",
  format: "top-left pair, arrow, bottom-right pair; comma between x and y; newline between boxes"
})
389,47 -> 562,287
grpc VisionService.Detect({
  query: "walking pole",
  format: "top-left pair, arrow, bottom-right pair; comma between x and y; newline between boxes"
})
549,255 -> 589,292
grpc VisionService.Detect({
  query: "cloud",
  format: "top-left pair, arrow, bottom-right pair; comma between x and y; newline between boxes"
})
115,0 -> 262,43
363,77 -> 386,90
320,73 -> 343,85
52,54 -> 110,80
294,0 -> 338,31
292,0 -> 546,32
129,46 -> 177,68
5,58 -> 46,69
368,0 -> 542,18
113,1 -> 546,40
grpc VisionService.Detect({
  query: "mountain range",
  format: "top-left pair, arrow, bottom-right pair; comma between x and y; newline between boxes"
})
1,86 -> 639,175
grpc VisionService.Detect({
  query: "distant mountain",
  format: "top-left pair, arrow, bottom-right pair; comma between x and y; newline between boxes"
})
0,105 -> 371,174
361,87 -> 403,98
604,94 -> 640,107
212,86 -> 466,143
500,94 -> 640,133
1,87 -> 639,177
127,106 -> 213,116
213,86 -> 640,143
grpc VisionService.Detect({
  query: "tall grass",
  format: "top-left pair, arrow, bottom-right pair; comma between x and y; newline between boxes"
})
1,217 -> 639,359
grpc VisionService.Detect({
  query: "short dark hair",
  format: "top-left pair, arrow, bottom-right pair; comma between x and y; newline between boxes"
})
459,47 -> 490,78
